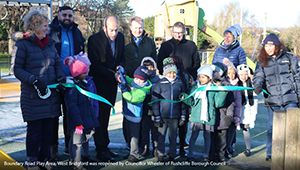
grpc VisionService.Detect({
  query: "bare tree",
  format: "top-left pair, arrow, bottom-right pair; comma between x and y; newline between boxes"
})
280,26 -> 300,57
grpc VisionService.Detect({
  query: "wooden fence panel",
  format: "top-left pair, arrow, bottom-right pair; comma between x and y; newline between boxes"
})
284,108 -> 299,170
271,110 -> 286,170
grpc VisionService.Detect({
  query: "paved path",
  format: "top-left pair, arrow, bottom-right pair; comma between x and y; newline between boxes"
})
0,73 -> 271,170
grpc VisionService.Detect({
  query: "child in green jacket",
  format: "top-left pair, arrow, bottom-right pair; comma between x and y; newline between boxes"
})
180,65 -> 228,162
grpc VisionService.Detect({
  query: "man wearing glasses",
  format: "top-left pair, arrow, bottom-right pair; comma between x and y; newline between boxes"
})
48,5 -> 85,160
157,21 -> 200,158
157,21 -> 200,80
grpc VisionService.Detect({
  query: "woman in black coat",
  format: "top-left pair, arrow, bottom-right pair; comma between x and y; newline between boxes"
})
12,9 -> 65,169
253,33 -> 300,161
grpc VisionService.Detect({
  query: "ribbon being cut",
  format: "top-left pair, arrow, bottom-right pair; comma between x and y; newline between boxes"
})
48,83 -> 116,115
148,85 -> 269,105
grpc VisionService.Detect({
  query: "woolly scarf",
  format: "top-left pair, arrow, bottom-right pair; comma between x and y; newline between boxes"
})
35,34 -> 49,50
194,81 -> 211,122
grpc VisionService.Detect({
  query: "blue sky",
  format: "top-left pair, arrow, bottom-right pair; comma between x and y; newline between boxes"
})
128,0 -> 300,28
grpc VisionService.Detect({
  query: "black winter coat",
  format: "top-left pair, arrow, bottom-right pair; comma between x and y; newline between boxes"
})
253,49 -> 300,107
88,30 -> 125,108
152,77 -> 186,119
124,31 -> 156,77
157,38 -> 200,80
12,33 -> 65,122
65,79 -> 100,130
48,17 -> 85,56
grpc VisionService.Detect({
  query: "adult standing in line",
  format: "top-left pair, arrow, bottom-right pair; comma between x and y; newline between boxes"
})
212,24 -> 246,156
124,16 -> 156,77
12,9 -> 65,170
253,33 -> 300,161
157,21 -> 200,155
123,16 -> 156,157
157,21 -> 200,80
88,16 -> 125,162
48,5 -> 85,159
212,24 -> 246,68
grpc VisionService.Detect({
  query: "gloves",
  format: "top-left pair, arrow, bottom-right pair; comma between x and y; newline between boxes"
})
179,115 -> 185,126
75,125 -> 84,134
153,116 -> 163,128
33,79 -> 47,96
254,86 -> 262,95
56,83 -> 66,94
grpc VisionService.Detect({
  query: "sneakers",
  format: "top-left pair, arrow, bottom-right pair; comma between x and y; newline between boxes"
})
50,145 -> 58,161
265,156 -> 271,161
243,149 -> 251,157
128,155 -> 139,163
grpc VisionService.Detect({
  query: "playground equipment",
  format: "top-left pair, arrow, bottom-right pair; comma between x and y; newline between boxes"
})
154,0 -> 256,70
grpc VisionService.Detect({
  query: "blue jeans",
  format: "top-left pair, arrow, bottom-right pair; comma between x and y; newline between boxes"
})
266,103 -> 297,157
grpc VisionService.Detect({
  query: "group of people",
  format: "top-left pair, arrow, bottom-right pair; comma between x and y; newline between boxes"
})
11,5 -> 300,170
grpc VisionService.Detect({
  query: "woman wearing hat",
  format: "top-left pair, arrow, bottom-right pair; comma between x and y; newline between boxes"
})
253,33 -> 300,161
212,24 -> 247,68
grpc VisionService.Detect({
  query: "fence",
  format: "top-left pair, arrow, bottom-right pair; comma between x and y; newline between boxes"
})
272,108 -> 300,170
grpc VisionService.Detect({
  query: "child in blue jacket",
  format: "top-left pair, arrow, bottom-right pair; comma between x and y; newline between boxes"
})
64,57 -> 100,169
152,58 -> 186,162
116,65 -> 152,162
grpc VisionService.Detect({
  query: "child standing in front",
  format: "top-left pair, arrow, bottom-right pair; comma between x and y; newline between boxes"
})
180,65 -> 228,162
152,58 -> 186,162
139,57 -> 160,157
116,65 -> 152,162
64,57 -> 100,170
237,64 -> 258,157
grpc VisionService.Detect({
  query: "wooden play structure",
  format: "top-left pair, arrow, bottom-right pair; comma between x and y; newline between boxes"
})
154,0 -> 255,70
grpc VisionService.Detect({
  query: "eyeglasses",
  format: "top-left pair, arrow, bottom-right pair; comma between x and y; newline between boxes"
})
62,13 -> 73,18
173,32 -> 184,35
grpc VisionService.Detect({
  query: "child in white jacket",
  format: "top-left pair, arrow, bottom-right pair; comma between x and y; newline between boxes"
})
237,64 -> 258,157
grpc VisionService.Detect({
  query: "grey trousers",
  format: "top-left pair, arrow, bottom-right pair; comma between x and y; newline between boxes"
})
123,118 -> 140,158
157,118 -> 178,158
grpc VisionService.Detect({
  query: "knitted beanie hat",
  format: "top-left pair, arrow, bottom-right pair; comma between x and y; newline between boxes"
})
263,33 -> 280,47
197,65 -> 213,79
210,62 -> 225,76
163,58 -> 177,76
223,58 -> 236,71
64,57 -> 89,77
223,24 -> 242,40
237,64 -> 251,77
134,65 -> 149,80
74,52 -> 91,66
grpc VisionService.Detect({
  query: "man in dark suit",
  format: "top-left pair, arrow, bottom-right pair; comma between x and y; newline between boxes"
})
88,16 -> 125,162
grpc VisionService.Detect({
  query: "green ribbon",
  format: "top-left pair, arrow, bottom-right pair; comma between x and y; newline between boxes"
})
48,83 -> 115,115
148,85 -> 270,105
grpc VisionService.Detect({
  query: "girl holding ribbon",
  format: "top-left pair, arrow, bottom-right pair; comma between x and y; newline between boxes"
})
64,57 -> 100,169
180,65 -> 228,163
